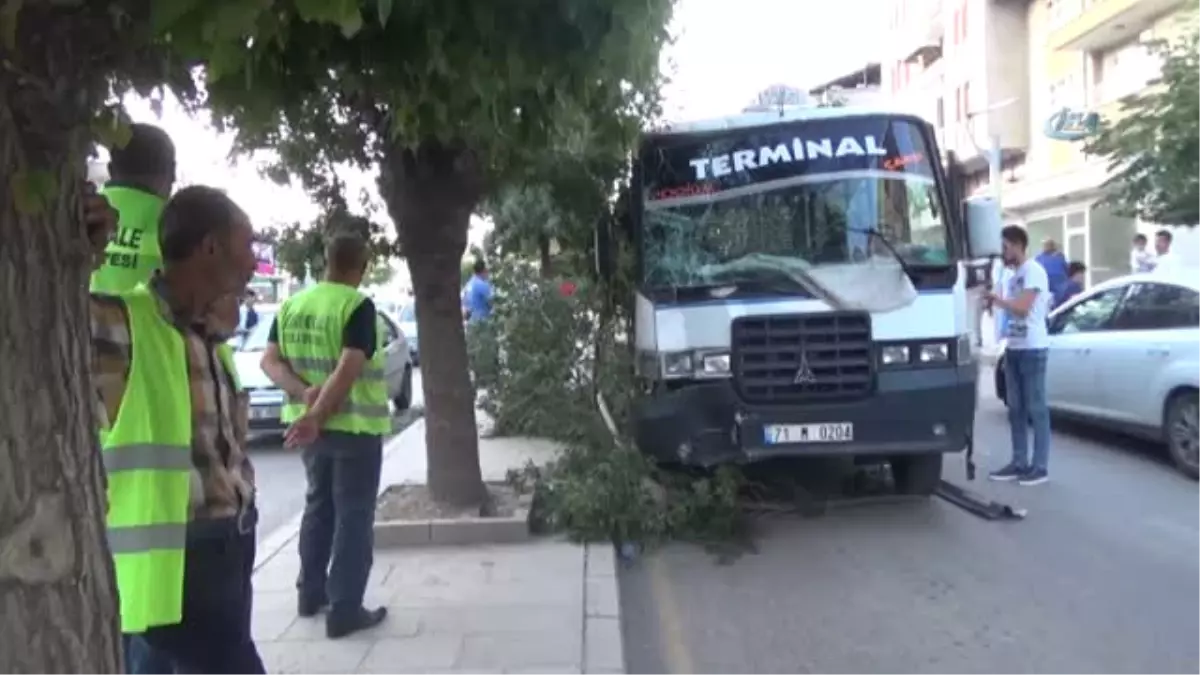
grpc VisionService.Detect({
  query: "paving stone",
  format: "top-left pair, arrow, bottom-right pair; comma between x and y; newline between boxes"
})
279,610 -> 418,641
388,576 -> 582,609
389,605 -> 577,636
259,638 -> 371,674
583,616 -> 624,673
504,666 -> 582,674
254,589 -> 299,614
254,555 -> 302,592
585,578 -> 620,618
459,629 -> 583,671
356,634 -> 464,673
252,609 -> 297,642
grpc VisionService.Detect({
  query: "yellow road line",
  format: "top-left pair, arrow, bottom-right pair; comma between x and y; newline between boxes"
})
647,550 -> 696,674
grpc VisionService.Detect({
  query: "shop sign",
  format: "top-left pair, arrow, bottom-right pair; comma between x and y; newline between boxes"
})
1043,107 -> 1100,141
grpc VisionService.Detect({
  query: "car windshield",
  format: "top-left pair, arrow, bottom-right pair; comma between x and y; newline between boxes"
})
234,311 -> 275,352
639,115 -> 950,290
399,303 -> 416,323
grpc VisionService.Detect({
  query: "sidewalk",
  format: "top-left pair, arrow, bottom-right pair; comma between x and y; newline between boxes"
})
250,416 -> 624,674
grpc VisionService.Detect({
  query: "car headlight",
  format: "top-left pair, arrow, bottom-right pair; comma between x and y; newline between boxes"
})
919,343 -> 950,363
700,352 -> 730,376
661,352 -> 693,378
880,345 -> 910,365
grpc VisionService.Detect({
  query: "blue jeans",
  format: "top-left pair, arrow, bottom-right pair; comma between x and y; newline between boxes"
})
1003,348 -> 1051,472
298,432 -> 383,614
123,633 -> 174,674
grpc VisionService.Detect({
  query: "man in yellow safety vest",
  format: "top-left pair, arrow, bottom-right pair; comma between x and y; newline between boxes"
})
90,123 -> 176,295
261,233 -> 390,639
85,183 -> 263,673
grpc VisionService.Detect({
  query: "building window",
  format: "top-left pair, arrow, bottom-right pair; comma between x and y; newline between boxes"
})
936,96 -> 945,128
1095,40 -> 1159,103
963,81 -> 971,117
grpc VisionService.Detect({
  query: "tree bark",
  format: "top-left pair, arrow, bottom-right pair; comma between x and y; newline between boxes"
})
380,141 -> 486,507
1,8 -> 123,672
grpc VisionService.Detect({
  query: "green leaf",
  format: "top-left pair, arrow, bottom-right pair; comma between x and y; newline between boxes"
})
376,0 -> 394,27
10,169 -> 59,216
90,106 -> 133,150
339,8 -> 363,38
0,0 -> 21,51
149,0 -> 201,34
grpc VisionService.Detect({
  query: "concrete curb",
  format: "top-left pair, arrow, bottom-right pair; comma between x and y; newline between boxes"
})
253,408 -> 425,573
583,542 -> 625,674
374,486 -> 535,548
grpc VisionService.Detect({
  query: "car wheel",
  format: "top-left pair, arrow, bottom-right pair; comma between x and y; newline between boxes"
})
994,357 -> 1007,406
393,364 -> 413,412
890,453 -> 943,496
1164,390 -> 1199,480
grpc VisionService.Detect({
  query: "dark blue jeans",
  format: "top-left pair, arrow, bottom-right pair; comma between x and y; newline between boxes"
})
123,633 -> 174,674
298,431 -> 384,614
1003,348 -> 1052,472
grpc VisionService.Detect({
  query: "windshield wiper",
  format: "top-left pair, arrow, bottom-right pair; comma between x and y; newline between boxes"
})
845,227 -> 919,281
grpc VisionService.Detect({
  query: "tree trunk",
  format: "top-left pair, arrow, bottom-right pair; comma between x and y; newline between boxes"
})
1,9 -> 123,671
380,142 -> 486,507
537,235 -> 553,277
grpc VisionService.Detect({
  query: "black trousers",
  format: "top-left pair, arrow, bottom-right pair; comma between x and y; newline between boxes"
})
297,431 -> 383,615
140,517 -> 264,674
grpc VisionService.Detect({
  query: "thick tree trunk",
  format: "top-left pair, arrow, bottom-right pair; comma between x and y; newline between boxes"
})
0,8 -> 123,672
380,142 -> 486,507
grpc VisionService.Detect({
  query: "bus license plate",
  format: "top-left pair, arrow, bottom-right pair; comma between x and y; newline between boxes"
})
251,406 -> 280,421
764,423 -> 854,445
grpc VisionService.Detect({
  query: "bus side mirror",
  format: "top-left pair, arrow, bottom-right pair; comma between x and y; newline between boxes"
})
965,196 -> 1003,259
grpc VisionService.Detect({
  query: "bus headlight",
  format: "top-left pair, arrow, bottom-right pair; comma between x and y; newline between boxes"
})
918,343 -> 950,363
661,352 -> 693,379
880,345 -> 910,365
700,352 -> 730,376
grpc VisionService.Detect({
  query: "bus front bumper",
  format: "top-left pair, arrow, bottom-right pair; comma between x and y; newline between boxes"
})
632,364 -> 977,467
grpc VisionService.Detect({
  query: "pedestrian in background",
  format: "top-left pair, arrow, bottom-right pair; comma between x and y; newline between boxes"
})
1035,238 -> 1068,305
462,259 -> 493,323
1055,261 -> 1087,308
261,234 -> 390,639
989,225 -> 1053,486
1130,233 -> 1156,273
1153,229 -> 1178,275
87,184 -> 265,673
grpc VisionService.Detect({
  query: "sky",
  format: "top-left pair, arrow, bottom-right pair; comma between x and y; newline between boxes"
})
106,0 -> 884,280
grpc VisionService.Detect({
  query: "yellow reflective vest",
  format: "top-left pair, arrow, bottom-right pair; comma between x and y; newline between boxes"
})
276,282 -> 390,435
101,286 -> 242,633
90,186 -> 166,294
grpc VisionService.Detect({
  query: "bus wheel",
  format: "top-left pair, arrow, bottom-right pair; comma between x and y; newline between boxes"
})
891,454 -> 943,496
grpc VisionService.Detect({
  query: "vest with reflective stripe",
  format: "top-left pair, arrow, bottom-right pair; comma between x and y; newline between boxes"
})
277,282 -> 390,435
101,286 -> 192,634
90,186 -> 165,294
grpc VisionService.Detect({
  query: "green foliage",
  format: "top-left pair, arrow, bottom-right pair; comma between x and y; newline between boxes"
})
1084,27 -> 1199,226
477,261 -> 744,546
265,207 -> 396,281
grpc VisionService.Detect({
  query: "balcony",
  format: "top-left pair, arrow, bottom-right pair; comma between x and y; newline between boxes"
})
1048,0 -> 1189,52
894,0 -> 946,63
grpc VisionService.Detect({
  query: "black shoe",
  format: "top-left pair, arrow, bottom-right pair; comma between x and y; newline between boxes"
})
988,463 -> 1026,482
297,595 -> 329,618
326,606 -> 388,639
1018,468 -> 1049,486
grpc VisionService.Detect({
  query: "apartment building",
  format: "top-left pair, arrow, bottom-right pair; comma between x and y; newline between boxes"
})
1008,0 -> 1196,282
885,0 -> 1196,283
808,63 -> 883,107
882,0 -> 1032,195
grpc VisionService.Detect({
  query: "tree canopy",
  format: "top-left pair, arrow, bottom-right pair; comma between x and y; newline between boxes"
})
1085,27 -> 1199,227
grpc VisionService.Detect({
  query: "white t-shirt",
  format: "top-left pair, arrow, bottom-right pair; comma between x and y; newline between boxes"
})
1131,248 -> 1157,273
1153,251 -> 1177,275
1004,258 -> 1051,350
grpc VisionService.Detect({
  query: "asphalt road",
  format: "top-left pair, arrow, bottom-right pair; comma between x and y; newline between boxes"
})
618,370 -> 1200,674
250,368 -> 425,541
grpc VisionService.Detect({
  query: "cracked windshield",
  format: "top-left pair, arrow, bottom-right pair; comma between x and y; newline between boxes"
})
642,117 -> 950,289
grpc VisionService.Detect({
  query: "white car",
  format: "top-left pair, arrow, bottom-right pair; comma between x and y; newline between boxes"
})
397,302 -> 418,365
993,273 -> 1199,478
231,305 -> 414,432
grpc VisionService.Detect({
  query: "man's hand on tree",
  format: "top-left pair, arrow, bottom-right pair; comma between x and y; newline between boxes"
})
83,183 -> 116,269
